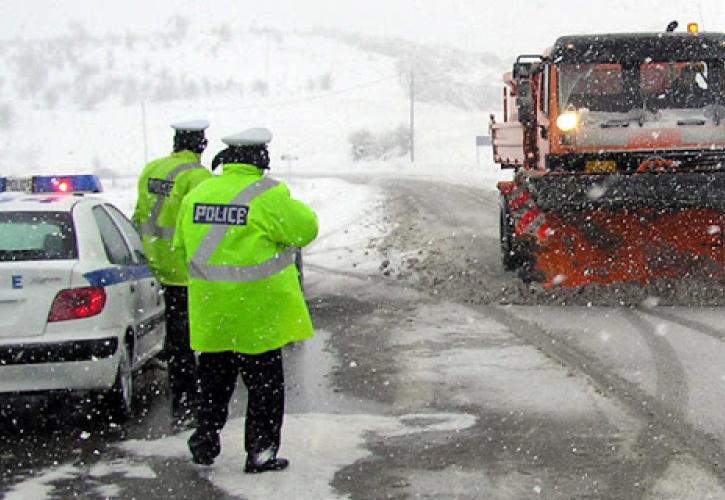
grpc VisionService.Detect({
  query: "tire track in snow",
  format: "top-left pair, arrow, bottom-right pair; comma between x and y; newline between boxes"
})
637,307 -> 725,342
480,304 -> 725,494
621,309 -> 690,424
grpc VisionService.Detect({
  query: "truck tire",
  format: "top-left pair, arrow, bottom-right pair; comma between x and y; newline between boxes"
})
500,196 -> 523,271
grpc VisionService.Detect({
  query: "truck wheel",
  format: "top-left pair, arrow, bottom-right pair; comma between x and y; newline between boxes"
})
518,254 -> 544,284
500,197 -> 521,271
105,337 -> 134,423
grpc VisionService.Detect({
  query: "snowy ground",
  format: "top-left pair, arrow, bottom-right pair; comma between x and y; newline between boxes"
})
5,412 -> 477,499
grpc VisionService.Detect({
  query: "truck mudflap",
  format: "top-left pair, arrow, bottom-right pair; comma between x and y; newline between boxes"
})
501,172 -> 725,288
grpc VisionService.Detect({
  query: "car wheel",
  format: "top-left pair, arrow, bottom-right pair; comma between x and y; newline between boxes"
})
106,337 -> 134,423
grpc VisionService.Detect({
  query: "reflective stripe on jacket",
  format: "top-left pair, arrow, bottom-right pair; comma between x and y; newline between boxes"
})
132,150 -> 212,285
174,163 -> 319,354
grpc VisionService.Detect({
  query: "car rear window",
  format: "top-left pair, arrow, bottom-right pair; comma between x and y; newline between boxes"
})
0,211 -> 77,261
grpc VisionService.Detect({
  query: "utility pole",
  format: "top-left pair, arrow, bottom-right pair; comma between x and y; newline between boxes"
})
265,32 -> 271,96
697,3 -> 706,30
141,101 -> 148,164
409,67 -> 415,163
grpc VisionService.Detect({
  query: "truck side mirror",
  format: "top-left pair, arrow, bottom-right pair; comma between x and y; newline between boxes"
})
517,79 -> 534,125
512,56 -> 542,126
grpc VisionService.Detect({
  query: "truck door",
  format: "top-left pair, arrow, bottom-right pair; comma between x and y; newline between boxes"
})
537,64 -> 551,170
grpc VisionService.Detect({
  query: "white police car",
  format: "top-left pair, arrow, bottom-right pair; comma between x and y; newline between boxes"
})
0,175 -> 165,421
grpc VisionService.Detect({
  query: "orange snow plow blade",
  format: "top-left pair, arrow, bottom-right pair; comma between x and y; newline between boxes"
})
537,208 -> 724,288
522,172 -> 725,288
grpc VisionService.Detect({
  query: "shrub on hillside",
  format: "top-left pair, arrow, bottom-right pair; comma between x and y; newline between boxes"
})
349,124 -> 410,161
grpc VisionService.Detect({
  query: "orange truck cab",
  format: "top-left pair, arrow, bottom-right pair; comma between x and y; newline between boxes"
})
490,24 -> 725,288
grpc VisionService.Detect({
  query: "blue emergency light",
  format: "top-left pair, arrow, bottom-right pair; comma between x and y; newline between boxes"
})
0,175 -> 103,193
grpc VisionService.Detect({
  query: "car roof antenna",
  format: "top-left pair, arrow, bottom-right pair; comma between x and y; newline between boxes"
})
666,21 -> 679,32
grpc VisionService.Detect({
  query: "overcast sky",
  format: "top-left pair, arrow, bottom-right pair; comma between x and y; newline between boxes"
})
2,0 -> 724,57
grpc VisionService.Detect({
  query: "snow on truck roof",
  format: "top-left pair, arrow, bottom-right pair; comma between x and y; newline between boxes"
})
552,32 -> 725,63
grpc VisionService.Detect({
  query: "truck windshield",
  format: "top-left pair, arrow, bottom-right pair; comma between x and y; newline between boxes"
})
0,211 -> 77,261
558,60 -> 724,112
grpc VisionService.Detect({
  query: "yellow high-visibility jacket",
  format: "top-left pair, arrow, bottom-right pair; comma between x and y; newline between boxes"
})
174,163 -> 318,353
133,150 -> 212,285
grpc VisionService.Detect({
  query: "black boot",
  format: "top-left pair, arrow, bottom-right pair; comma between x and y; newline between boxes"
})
188,429 -> 220,466
244,452 -> 289,473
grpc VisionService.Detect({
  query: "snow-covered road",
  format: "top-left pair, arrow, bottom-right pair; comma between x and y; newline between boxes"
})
4,172 -> 725,499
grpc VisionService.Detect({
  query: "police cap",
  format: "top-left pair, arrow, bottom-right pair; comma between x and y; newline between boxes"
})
222,128 -> 273,147
170,120 -> 210,133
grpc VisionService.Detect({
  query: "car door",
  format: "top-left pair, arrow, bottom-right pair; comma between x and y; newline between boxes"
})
91,205 -> 143,368
102,204 -> 165,365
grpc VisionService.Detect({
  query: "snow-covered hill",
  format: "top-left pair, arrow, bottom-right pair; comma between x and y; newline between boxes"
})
0,21 -> 502,177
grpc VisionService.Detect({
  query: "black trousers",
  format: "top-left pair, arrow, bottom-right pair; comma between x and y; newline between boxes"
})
194,350 -> 284,457
163,285 -> 198,412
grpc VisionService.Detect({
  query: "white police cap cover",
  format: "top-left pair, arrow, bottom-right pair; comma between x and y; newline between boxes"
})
222,128 -> 273,147
170,120 -> 210,132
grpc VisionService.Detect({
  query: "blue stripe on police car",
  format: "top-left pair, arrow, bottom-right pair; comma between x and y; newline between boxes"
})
83,265 -> 154,287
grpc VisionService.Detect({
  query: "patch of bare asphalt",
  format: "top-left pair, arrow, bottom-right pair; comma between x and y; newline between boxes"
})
332,409 -> 668,500
312,291 -> 694,498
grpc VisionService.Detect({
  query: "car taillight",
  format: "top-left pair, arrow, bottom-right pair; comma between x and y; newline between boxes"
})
48,287 -> 106,322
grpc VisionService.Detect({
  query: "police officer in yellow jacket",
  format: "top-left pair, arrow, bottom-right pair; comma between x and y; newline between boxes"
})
132,120 -> 212,427
174,127 -> 318,472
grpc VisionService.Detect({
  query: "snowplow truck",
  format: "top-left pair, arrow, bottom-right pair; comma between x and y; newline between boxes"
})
490,23 -> 725,288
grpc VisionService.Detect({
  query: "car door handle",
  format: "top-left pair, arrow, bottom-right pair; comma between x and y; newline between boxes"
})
129,283 -> 136,293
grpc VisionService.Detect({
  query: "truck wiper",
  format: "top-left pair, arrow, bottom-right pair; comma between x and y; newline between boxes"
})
676,118 -> 706,126
600,110 -> 650,128
600,119 -> 631,128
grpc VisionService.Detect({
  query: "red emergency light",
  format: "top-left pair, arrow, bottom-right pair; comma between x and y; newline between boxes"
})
0,175 -> 104,194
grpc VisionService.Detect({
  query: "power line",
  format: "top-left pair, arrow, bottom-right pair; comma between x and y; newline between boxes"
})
205,74 -> 399,111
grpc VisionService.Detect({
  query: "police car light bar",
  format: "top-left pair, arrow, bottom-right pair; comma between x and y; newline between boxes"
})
0,175 -> 103,194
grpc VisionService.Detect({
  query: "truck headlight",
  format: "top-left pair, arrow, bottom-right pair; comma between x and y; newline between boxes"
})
556,111 -> 579,132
